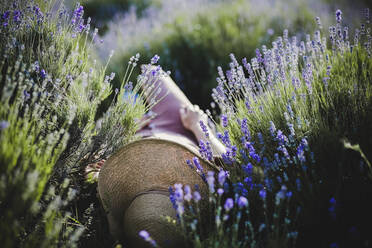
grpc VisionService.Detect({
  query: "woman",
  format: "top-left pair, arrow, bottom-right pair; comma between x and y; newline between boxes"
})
90,66 -> 226,247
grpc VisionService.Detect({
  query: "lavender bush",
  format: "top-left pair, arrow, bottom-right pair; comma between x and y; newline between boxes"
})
0,0 -> 161,247
158,9 -> 372,248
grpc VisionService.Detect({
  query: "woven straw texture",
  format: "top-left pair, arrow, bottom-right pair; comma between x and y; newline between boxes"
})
98,138 -> 214,224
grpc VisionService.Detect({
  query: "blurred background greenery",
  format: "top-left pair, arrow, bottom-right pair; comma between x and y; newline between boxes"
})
65,0 -> 371,111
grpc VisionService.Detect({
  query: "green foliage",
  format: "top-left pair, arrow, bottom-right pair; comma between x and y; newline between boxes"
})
0,0 -> 151,247
81,0 -> 158,34
108,0 -> 318,110
0,53 -> 81,248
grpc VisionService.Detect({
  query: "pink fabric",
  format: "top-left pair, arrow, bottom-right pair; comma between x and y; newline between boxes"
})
136,72 -> 199,149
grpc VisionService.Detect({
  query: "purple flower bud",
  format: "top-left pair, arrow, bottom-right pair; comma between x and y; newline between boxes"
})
2,11 -> 10,26
174,183 -> 184,202
335,9 -> 342,23
23,90 -> 30,101
186,159 -> 194,169
206,171 -> 215,193
199,120 -> 209,138
315,16 -> 322,29
237,196 -> 248,208
259,189 -> 267,200
224,198 -> 234,211
199,140 -> 213,161
184,185 -> 192,201
243,163 -> 253,175
139,230 -> 150,241
124,81 -> 133,91
244,177 -> 253,188
241,118 -> 250,140
0,120 -> 9,130
275,185 -> 288,205
40,69 -> 46,79
13,10 -> 21,23
151,54 -> 160,64
221,114 -> 228,127
217,188 -> 224,196
286,191 -> 293,198
192,157 -> 203,172
218,170 -> 227,186
276,130 -> 289,146
193,191 -> 201,202
269,121 -> 276,136
139,230 -> 157,247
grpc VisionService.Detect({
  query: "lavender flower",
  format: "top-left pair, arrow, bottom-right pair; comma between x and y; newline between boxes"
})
315,16 -> 322,29
276,130 -> 289,146
237,196 -> 248,208
244,177 -> 253,189
193,191 -> 201,202
199,140 -> 213,161
206,171 -> 215,193
296,178 -> 301,191
234,182 -> 248,196
259,189 -> 267,200
186,159 -> 194,169
71,4 -> 86,34
275,185 -> 289,205
240,118 -> 250,140
192,157 -> 203,173
139,230 -> 157,247
221,114 -> 228,127
224,198 -> 234,211
23,90 -> 30,101
231,145 -> 237,157
173,183 -> 183,199
244,142 -> 261,163
0,120 -> 9,130
217,188 -> 224,196
124,81 -> 133,91
139,230 -> 150,240
278,146 -> 290,161
184,185 -> 192,201
40,69 -> 46,79
286,191 -> 293,198
218,170 -> 227,186
2,11 -> 10,27
151,54 -> 160,64
297,138 -> 309,163
173,183 -> 184,215
72,5 -> 84,24
335,9 -> 342,24
217,130 -> 231,148
243,163 -> 253,175
199,120 -> 209,138
329,197 -> 336,219
13,10 -> 21,23
288,123 -> 295,137
269,121 -> 276,136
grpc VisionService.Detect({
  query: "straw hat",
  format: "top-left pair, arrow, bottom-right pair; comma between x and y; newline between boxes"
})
97,137 -> 216,244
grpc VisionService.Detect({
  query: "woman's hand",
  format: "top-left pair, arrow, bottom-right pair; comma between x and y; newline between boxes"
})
179,104 -> 208,132
180,105 -> 226,157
